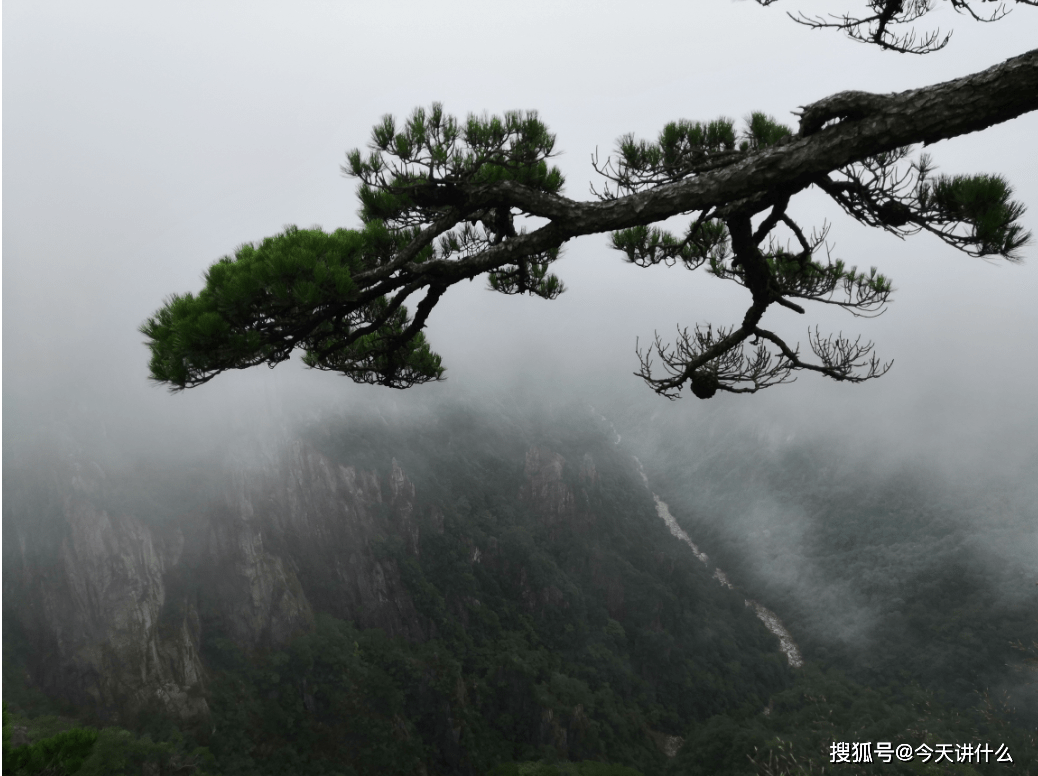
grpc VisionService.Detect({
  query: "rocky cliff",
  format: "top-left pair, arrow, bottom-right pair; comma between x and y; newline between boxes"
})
3,435 -> 426,724
4,456 -> 208,723
4,406 -> 796,774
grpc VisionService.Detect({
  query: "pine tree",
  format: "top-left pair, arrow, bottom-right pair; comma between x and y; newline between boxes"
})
142,1 -> 1037,399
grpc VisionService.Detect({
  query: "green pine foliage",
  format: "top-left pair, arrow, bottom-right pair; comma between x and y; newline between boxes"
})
613,118 -> 738,186
822,151 -> 1032,262
915,172 -> 1030,258
611,220 -> 729,270
487,250 -> 566,299
140,224 -> 444,390
142,104 -> 574,393
346,104 -> 565,229
739,113 -> 793,152
708,248 -> 893,314
140,101 -> 1031,397
596,112 -> 791,200
346,104 -> 569,302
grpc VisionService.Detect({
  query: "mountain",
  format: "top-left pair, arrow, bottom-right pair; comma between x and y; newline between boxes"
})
3,397 -> 1035,775
611,401 -> 1038,727
3,400 -> 794,774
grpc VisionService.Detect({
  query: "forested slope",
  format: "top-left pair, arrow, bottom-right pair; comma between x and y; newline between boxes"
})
3,398 -> 1035,775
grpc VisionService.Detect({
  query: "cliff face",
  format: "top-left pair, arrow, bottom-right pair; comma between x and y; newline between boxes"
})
4,459 -> 207,722
198,441 -> 424,646
3,438 -> 424,723
4,406 -> 796,775
4,431 -> 634,730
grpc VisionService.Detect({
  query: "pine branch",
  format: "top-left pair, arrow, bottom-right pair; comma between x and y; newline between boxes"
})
758,0 -> 1032,54
143,49 -> 1038,398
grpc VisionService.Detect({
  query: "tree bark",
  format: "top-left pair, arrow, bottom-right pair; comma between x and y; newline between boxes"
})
415,48 -> 1038,282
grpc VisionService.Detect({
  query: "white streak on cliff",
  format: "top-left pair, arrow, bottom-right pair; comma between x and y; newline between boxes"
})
655,496 -> 709,564
652,494 -> 803,668
713,568 -> 734,589
745,600 -> 804,667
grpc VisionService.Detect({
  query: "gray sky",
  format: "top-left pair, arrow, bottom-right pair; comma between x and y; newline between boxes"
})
4,0 -> 1038,471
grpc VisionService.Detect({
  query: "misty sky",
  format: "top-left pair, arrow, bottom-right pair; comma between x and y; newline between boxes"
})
4,0 -> 1038,473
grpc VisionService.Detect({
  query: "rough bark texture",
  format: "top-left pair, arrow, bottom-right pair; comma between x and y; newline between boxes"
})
408,49 -> 1038,283
141,48 -> 1038,396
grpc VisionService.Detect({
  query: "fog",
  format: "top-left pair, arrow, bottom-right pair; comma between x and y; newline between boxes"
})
4,0 -> 1037,652
3,1 -> 1036,439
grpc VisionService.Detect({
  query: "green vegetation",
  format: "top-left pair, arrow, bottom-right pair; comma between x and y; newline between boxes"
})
2,703 -> 215,776
667,663 -> 1035,775
179,404 -> 791,774
4,401 -> 1036,774
142,55 -> 1035,399
624,409 -> 1038,717
140,224 -> 446,391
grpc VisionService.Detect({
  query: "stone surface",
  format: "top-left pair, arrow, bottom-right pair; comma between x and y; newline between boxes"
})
3,437 -> 425,722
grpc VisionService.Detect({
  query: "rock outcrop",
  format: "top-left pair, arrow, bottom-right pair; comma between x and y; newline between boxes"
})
4,459 -> 208,722
4,419 -> 798,762
3,438 -> 424,723
519,447 -> 598,536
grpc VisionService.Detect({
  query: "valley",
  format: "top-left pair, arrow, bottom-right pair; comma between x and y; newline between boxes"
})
3,397 -> 1035,775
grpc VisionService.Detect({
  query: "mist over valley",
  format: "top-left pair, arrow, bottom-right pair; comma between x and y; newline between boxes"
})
5,1 -> 1038,773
